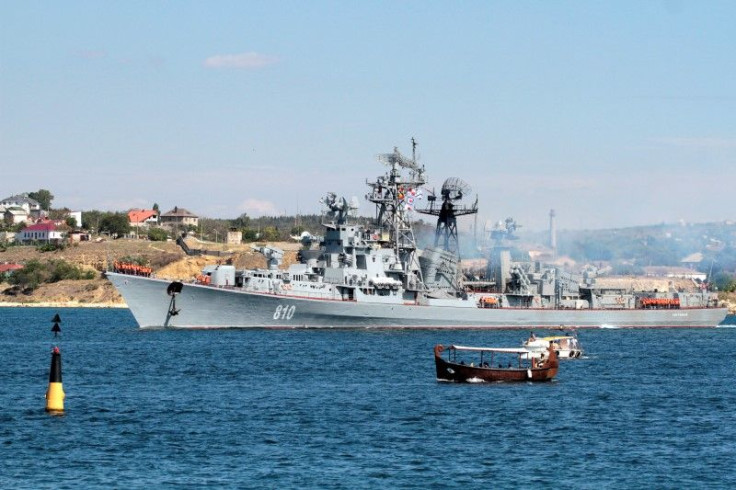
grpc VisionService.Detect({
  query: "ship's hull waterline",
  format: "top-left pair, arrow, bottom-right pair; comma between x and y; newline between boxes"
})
107,273 -> 728,329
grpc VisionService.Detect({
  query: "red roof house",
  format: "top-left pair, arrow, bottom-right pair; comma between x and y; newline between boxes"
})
128,209 -> 159,226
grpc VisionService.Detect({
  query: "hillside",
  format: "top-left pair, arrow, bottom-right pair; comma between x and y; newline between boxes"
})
0,239 -> 300,307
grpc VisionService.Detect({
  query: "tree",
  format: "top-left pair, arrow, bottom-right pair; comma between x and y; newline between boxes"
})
199,218 -> 229,242
8,260 -> 47,292
231,213 -> 250,229
27,189 -> 54,211
153,203 -> 160,212
99,212 -> 130,238
260,226 -> 280,241
712,271 -> 736,292
82,210 -> 103,232
65,216 -> 78,228
242,229 -> 259,242
48,207 -> 71,220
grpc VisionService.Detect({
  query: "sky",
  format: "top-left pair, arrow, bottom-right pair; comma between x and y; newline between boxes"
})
1,1 -> 735,232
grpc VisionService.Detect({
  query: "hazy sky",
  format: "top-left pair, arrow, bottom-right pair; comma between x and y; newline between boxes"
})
1,1 -> 734,231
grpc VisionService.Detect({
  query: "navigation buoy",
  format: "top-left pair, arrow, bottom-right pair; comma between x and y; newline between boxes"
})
45,346 -> 65,413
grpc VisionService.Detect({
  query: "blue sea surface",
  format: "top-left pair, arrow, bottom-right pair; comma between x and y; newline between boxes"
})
1,308 -> 735,489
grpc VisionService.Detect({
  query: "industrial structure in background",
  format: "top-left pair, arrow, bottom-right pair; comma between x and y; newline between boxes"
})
549,208 -> 557,259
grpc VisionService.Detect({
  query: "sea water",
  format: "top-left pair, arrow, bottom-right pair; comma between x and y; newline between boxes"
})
1,308 -> 735,489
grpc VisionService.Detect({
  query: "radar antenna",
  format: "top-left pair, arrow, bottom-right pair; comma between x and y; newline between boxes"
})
418,177 -> 478,255
320,192 -> 357,225
377,145 -> 424,179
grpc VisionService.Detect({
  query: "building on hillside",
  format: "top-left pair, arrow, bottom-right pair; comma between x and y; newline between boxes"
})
128,209 -> 159,227
69,230 -> 91,242
67,210 -> 83,229
226,228 -> 242,245
0,231 -> 17,243
160,206 -> 198,229
642,266 -> 707,282
0,194 -> 44,219
3,207 -> 29,225
17,221 -> 65,244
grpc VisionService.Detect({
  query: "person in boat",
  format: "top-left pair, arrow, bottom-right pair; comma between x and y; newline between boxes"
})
528,332 -> 537,343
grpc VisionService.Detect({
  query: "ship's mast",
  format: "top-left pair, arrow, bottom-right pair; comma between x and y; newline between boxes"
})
368,142 -> 426,284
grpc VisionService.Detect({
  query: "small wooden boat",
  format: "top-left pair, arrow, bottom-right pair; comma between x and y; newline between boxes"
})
523,333 -> 583,359
434,343 -> 558,383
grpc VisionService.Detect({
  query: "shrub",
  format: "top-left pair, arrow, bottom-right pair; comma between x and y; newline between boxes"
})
36,242 -> 66,252
147,227 -> 169,242
8,259 -> 95,292
119,255 -> 150,266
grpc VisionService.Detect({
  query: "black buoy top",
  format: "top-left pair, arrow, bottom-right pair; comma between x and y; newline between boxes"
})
49,346 -> 62,383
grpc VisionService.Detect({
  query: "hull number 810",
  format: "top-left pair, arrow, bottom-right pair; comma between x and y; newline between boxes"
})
273,304 -> 296,320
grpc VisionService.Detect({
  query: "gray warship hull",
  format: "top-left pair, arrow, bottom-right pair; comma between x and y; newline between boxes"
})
107,273 -> 728,329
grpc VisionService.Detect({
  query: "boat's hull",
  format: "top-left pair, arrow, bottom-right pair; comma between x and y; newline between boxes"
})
106,273 -> 729,329
434,357 -> 558,382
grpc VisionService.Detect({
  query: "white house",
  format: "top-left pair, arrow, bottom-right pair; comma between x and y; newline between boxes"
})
3,207 -> 29,225
17,221 -> 65,244
0,194 -> 43,218
67,211 -> 83,228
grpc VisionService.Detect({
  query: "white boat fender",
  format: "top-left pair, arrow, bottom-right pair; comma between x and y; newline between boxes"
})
527,369 -> 532,379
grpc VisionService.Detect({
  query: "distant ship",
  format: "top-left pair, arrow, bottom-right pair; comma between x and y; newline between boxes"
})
106,143 -> 727,329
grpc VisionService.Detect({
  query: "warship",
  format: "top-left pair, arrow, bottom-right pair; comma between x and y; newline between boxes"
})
106,143 -> 727,329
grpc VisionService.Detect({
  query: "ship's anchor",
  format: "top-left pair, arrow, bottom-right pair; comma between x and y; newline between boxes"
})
165,281 -> 184,325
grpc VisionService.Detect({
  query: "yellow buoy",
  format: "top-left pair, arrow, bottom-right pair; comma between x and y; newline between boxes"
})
45,346 -> 65,413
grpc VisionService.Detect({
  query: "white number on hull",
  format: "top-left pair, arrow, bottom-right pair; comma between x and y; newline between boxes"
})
273,305 -> 296,320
